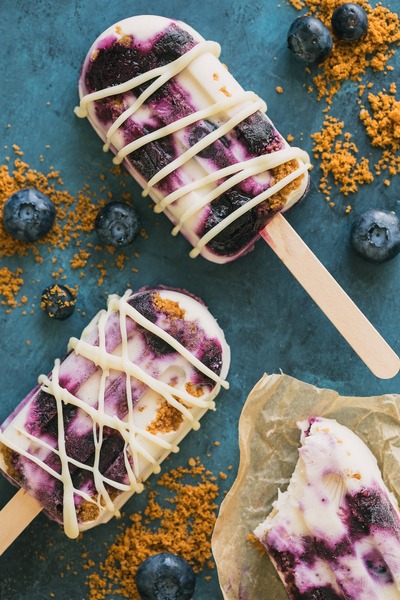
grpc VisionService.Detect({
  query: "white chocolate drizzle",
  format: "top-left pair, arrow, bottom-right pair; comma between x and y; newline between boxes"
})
0,290 -> 228,538
75,33 -> 311,258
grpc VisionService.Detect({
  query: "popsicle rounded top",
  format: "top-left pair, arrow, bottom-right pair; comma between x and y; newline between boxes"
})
0,287 -> 230,538
75,15 -> 311,263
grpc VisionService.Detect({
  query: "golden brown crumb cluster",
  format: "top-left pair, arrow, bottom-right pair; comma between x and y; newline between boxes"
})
86,459 -> 220,600
147,384 -> 205,435
152,293 -> 186,320
311,116 -> 373,200
147,398 -> 185,434
360,89 -> 400,176
0,266 -> 24,309
288,0 -> 400,208
0,442 -> 23,483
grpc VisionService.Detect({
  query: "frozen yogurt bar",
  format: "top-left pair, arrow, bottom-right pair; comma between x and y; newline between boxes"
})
254,417 -> 400,599
75,15 -> 310,263
0,287 -> 230,538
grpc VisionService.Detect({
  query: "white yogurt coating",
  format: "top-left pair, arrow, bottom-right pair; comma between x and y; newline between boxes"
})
254,418 -> 400,599
0,288 -> 230,537
75,15 -> 311,263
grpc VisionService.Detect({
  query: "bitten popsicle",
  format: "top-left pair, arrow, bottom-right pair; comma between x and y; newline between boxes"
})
74,16 -> 400,379
0,286 -> 230,552
254,417 -> 400,600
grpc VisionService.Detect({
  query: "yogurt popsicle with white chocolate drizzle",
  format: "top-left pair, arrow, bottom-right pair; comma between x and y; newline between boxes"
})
74,15 -> 399,379
0,286 -> 230,551
75,15 -> 310,264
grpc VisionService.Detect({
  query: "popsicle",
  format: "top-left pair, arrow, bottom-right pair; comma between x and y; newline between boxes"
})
75,15 -> 309,264
254,417 -> 400,600
74,15 -> 400,379
0,286 -> 230,553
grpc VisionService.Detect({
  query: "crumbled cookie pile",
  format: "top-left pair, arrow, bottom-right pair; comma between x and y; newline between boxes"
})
289,0 -> 400,208
0,148 -> 144,310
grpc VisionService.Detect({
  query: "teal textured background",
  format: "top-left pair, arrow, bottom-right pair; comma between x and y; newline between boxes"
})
1,1 -> 400,598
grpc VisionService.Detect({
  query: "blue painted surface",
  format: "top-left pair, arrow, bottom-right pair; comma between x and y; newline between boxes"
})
0,1 -> 400,598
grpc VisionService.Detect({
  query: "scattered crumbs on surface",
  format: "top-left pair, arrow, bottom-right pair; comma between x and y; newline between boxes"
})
288,0 -> 400,209
346,205 -> 352,213
85,459 -> 220,600
0,147 -> 143,311
26,340 -> 30,346
219,86 -> 232,97
219,471 -> 227,480
276,86 -> 283,93
214,441 -> 220,446
287,134 -> 294,142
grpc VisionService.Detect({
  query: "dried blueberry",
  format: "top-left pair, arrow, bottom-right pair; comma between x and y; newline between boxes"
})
287,16 -> 333,65
350,209 -> 400,263
41,284 -> 76,320
2,188 -> 56,242
95,201 -> 141,247
331,3 -> 368,41
136,552 -> 196,600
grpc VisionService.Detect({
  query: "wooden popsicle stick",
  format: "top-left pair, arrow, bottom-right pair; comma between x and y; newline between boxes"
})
261,213 -> 400,380
0,488 -> 42,556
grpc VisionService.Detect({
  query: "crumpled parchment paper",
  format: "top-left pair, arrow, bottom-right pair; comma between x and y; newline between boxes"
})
212,373 -> 400,600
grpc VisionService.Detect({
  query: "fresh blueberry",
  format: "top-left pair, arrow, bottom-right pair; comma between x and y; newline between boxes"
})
135,552 -> 196,600
350,209 -> 400,263
2,188 -> 56,242
41,284 -> 76,320
287,16 -> 333,65
331,3 -> 368,41
95,201 -> 141,247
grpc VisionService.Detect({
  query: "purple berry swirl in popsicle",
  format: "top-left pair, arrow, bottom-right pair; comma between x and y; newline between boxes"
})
0,287 -> 230,537
75,16 -> 310,263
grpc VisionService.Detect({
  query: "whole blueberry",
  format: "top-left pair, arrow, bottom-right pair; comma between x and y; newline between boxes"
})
332,3 -> 368,41
136,552 -> 196,600
350,209 -> 400,263
95,201 -> 141,247
287,16 -> 333,65
41,284 -> 76,320
2,188 -> 56,242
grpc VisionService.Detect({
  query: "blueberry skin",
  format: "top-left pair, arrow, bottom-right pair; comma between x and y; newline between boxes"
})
332,3 -> 368,41
287,16 -> 333,65
2,188 -> 56,242
350,209 -> 400,263
136,552 -> 196,600
41,284 -> 76,320
95,201 -> 141,247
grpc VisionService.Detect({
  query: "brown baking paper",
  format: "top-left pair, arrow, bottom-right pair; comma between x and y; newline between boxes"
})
212,373 -> 400,600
